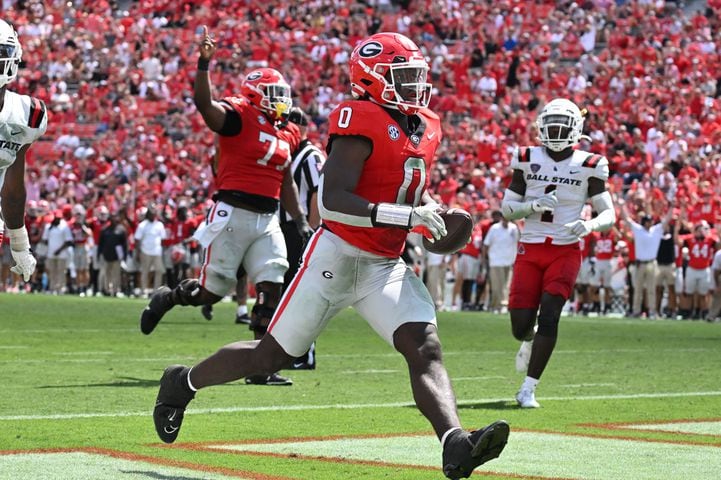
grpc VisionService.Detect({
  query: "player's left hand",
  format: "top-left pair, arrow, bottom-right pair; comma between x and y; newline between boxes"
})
293,215 -> 314,244
10,249 -> 37,282
564,220 -> 592,238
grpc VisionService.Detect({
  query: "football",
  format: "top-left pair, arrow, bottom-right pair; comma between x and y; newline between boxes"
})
423,208 -> 474,255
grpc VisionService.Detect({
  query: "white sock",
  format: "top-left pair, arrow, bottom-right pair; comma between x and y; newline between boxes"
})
186,367 -> 198,392
237,304 -> 248,316
440,427 -> 462,446
522,376 -> 539,391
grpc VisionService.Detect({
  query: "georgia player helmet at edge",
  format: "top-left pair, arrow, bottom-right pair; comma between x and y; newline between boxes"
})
349,32 -> 432,115
535,98 -> 585,152
0,19 -> 22,88
240,67 -> 292,121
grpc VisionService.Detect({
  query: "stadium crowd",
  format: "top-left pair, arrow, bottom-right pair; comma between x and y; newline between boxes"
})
1,0 -> 721,320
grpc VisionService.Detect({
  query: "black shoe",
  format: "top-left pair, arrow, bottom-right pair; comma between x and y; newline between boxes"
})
245,373 -> 293,386
235,313 -> 251,325
140,286 -> 174,335
290,360 -> 316,370
442,421 -> 510,479
153,365 -> 195,444
201,304 -> 213,321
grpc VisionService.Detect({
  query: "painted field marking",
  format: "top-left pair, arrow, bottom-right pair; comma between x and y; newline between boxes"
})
0,447 -> 293,480
194,429 -> 721,480
2,390 -> 721,421
582,417 -> 721,438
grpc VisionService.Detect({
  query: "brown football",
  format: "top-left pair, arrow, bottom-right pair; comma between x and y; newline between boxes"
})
423,208 -> 474,255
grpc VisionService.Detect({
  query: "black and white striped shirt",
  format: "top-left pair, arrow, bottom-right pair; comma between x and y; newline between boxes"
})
280,139 -> 325,223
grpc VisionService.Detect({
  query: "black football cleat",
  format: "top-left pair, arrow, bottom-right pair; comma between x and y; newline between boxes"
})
235,313 -> 251,325
153,365 -> 195,443
244,373 -> 293,386
140,286 -> 174,334
201,304 -> 213,321
442,420 -> 510,479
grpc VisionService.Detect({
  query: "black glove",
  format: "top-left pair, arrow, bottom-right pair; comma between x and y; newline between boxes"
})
293,215 -> 314,244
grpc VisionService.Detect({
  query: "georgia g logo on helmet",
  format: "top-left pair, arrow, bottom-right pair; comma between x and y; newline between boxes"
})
358,41 -> 383,58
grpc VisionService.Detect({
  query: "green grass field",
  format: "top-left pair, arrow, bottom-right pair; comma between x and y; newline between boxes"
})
1,294 -> 720,479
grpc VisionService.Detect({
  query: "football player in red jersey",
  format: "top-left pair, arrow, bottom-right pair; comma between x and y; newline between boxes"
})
0,20 -> 48,284
139,27 -> 311,387
150,32 -> 508,479
679,222 -> 718,319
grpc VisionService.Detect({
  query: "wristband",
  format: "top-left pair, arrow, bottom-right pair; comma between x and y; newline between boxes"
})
7,226 -> 30,251
371,203 -> 413,228
197,58 -> 210,71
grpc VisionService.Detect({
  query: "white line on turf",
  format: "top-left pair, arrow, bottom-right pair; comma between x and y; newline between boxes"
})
2,390 -> 721,421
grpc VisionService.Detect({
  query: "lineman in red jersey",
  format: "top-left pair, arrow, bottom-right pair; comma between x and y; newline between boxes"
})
150,32 -> 508,479
573,231 -> 595,315
589,228 -> 619,314
455,222 -> 483,310
140,27 -> 311,386
501,99 -> 616,408
68,206 -> 92,295
679,222 -> 718,319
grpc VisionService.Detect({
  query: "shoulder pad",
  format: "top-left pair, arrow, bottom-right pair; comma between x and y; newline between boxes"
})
581,153 -> 603,169
327,100 -> 381,139
27,97 -> 47,129
510,146 -> 531,170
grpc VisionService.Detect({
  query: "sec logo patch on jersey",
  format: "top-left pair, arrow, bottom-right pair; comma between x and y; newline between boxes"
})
388,125 -> 400,140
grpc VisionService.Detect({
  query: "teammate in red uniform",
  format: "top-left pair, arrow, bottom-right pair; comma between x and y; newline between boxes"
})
455,222 -> 483,310
679,222 -> 718,319
149,32 -> 508,479
589,228 -> 618,314
573,231 -> 595,315
68,205 -> 92,295
139,26 -> 311,387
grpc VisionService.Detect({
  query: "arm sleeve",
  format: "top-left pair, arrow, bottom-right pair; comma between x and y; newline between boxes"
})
588,191 -> 615,232
502,189 -> 534,220
592,156 -> 610,182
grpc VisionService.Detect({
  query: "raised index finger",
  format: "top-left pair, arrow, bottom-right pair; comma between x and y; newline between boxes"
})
202,25 -> 209,37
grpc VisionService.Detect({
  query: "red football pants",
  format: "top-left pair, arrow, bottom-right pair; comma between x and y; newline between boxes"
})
508,241 -> 581,310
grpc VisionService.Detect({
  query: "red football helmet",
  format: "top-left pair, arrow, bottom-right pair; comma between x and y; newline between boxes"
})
350,32 -> 431,115
240,68 -> 292,121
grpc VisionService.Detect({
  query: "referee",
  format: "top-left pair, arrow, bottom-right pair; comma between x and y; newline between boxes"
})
281,107 -> 325,369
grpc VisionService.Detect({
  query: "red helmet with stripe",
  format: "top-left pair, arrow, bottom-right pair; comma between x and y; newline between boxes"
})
240,68 -> 292,121
349,32 -> 432,115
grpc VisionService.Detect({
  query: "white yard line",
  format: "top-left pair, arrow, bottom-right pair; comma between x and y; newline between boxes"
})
2,390 -> 720,421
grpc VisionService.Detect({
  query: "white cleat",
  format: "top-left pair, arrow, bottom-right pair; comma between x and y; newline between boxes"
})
515,340 -> 533,373
515,388 -> 540,408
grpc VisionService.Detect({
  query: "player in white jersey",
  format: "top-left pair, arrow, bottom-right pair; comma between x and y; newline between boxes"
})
0,19 -> 48,283
501,98 -> 615,408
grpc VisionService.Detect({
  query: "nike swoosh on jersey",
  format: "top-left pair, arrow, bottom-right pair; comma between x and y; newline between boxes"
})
427,132 -> 436,139
569,170 -> 580,174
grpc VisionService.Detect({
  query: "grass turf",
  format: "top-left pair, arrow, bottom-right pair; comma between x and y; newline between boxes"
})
1,294 -> 720,479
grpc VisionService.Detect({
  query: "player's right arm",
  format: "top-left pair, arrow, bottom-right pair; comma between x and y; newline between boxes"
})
193,26 -> 227,132
319,134 -> 446,240
501,148 -> 557,220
